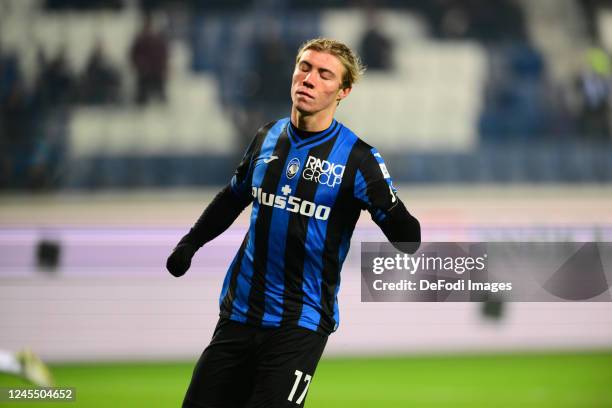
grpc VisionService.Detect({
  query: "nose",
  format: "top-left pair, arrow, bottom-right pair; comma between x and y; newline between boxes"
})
302,73 -> 315,89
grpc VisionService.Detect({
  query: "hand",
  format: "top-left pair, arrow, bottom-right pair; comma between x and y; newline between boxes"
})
166,242 -> 196,277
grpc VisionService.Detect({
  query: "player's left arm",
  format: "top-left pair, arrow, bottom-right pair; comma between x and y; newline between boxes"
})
354,148 -> 421,253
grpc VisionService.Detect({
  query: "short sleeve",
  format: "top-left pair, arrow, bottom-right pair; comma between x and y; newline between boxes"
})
229,134 -> 260,202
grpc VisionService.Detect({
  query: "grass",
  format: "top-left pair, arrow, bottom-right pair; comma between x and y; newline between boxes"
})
1,351 -> 611,407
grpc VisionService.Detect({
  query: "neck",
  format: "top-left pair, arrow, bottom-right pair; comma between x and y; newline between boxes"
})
290,106 -> 335,132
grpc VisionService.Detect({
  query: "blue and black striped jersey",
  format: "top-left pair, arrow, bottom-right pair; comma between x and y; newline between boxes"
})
220,117 -> 400,335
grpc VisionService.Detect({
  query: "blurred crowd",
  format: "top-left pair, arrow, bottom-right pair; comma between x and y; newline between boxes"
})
0,44 -> 67,190
0,11 -> 170,189
1,0 -> 612,190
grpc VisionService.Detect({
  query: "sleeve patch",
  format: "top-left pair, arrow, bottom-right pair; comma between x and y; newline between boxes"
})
379,163 -> 391,179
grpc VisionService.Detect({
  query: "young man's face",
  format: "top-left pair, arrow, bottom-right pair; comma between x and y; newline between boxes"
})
290,49 -> 351,117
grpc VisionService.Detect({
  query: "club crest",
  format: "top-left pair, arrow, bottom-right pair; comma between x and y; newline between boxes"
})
286,158 -> 300,179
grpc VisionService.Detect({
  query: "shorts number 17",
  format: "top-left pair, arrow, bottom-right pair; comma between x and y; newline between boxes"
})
287,369 -> 312,405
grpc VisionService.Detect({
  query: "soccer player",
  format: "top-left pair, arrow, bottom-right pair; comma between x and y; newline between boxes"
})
167,38 -> 421,408
0,349 -> 54,387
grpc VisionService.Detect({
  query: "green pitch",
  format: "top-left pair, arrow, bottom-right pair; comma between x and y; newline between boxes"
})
1,351 -> 611,407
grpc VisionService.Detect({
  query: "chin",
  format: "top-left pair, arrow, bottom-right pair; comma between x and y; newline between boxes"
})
295,103 -> 316,116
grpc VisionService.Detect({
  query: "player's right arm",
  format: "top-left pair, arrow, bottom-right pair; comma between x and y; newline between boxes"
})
166,130 -> 263,277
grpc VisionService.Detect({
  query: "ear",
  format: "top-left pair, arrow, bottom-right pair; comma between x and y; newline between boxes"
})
337,86 -> 352,102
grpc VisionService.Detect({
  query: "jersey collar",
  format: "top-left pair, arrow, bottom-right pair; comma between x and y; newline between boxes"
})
286,119 -> 340,150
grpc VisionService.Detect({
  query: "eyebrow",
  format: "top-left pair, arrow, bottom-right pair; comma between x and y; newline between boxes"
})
299,60 -> 336,78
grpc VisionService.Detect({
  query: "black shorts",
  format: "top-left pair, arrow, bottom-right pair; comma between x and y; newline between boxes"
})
182,318 -> 328,408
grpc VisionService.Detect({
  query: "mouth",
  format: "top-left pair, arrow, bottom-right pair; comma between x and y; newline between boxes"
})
296,90 -> 314,100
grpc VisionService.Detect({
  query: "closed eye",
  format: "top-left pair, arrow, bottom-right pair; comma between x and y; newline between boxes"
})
298,61 -> 336,80
320,70 -> 334,80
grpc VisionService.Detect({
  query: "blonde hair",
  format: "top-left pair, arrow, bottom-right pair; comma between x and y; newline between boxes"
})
295,38 -> 365,89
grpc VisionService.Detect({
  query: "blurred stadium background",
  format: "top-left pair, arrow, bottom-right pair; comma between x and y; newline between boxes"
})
1,0 -> 612,406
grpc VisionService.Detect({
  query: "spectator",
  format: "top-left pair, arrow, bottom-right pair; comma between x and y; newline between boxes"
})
0,46 -> 20,103
14,46 -> 71,190
0,49 -> 21,188
130,14 -> 169,105
239,20 -> 293,141
359,10 -> 393,71
0,79 -> 38,188
35,47 -> 76,107
430,0 -> 526,42
574,47 -> 612,140
0,48 -> 38,189
79,40 -> 121,105
251,22 -> 292,105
